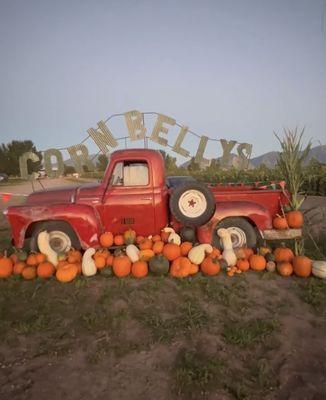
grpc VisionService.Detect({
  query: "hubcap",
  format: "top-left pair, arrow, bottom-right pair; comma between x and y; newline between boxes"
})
219,227 -> 247,248
48,231 -> 71,253
178,190 -> 207,218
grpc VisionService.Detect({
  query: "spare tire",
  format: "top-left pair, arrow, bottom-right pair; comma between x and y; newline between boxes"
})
169,182 -> 216,227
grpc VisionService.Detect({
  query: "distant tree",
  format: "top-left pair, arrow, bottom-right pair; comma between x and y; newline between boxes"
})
0,140 -> 42,176
187,157 -> 199,173
96,154 -> 109,171
64,164 -> 76,175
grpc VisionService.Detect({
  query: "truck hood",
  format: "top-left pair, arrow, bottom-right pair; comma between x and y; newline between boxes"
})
26,186 -> 78,205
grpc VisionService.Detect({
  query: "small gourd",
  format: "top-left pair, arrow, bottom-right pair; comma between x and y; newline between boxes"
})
266,261 -> 276,272
217,228 -> 237,266
37,231 -> 58,267
312,260 -> 326,279
82,248 -> 97,277
126,244 -> 140,263
168,232 -> 181,245
188,244 -> 213,265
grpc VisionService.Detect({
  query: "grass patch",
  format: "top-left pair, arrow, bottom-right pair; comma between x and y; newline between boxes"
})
222,318 -> 278,348
172,348 -> 225,398
295,277 -> 326,314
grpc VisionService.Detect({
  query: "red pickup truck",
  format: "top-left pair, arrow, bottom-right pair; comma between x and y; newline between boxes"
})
5,149 -> 298,253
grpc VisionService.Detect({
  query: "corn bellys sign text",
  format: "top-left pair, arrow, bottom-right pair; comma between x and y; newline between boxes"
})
19,110 -> 253,179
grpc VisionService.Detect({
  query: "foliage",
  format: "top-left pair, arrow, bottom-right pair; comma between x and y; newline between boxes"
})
96,154 -> 109,171
63,164 -> 76,175
0,140 -> 42,176
275,128 -> 312,209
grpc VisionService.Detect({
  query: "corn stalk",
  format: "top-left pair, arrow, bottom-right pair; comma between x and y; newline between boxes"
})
274,128 -> 311,210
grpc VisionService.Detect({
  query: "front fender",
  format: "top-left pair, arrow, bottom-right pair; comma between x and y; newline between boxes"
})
7,203 -> 103,249
197,201 -> 273,244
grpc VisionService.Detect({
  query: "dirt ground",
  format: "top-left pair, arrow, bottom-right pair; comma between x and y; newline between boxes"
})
0,180 -> 325,399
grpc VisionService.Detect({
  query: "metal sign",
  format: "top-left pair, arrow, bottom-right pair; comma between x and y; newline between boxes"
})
19,110 -> 252,179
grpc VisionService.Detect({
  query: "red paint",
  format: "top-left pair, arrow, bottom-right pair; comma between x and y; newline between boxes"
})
5,149 -> 289,249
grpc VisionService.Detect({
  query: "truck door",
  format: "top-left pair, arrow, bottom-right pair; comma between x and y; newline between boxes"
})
101,160 -> 155,236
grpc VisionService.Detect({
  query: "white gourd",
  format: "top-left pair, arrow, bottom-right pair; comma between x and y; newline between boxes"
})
217,228 -> 237,266
312,260 -> 326,279
188,244 -> 213,265
82,248 -> 97,276
37,231 -> 58,266
126,244 -> 140,263
168,233 -> 181,245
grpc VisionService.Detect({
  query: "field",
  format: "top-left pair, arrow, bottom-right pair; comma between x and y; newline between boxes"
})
0,179 -> 326,399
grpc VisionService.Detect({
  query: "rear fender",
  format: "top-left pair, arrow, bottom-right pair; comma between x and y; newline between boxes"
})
7,204 -> 102,249
196,201 -> 272,244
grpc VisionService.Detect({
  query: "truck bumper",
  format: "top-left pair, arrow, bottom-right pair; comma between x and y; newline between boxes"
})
261,229 -> 302,240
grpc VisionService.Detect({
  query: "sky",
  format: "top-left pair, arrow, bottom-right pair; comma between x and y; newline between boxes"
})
0,0 -> 325,163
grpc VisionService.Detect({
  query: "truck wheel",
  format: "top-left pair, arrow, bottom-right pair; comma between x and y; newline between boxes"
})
169,182 -> 216,227
29,221 -> 81,253
212,217 -> 258,249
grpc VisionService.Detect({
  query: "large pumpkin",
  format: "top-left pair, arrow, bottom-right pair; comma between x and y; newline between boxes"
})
286,211 -> 303,229
293,256 -> 311,277
37,261 -> 55,278
0,255 -> 13,278
201,256 -> 221,276
162,243 -> 181,261
274,245 -> 294,263
131,261 -> 148,278
112,255 -> 131,277
170,257 -> 191,278
277,262 -> 293,277
249,254 -> 266,271
100,231 -> 114,247
148,254 -> 170,276
56,263 -> 78,282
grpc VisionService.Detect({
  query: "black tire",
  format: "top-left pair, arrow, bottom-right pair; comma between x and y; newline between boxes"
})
29,221 -> 81,252
169,182 -> 216,227
212,217 -> 258,249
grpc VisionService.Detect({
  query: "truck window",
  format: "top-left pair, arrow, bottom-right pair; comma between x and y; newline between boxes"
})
110,161 -> 149,186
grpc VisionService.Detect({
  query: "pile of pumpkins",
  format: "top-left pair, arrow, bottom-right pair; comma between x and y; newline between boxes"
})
0,226 -> 324,282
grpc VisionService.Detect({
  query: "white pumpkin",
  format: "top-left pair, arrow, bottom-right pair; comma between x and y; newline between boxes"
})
82,248 -> 97,276
312,260 -> 326,279
217,228 -> 237,266
188,244 -> 213,265
37,231 -> 58,266
126,244 -> 140,263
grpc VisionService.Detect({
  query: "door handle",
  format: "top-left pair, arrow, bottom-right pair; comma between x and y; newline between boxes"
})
141,197 -> 152,200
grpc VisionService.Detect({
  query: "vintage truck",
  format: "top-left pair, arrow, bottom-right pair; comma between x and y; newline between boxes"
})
4,149 -> 300,253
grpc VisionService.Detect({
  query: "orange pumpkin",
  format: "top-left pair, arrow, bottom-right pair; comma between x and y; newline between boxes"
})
170,257 -> 191,278
201,256 -> 221,276
241,247 -> 254,260
139,249 -> 155,262
124,228 -> 136,245
13,261 -> 26,275
152,240 -> 164,254
26,253 -> 38,266
131,261 -> 148,278
56,260 -> 69,269
273,216 -> 288,230
274,245 -> 294,263
37,261 -> 55,278
180,242 -> 193,256
249,254 -> 266,271
112,255 -> 131,277
136,235 -> 145,245
189,263 -> 199,275
0,254 -> 13,278
209,247 -> 221,259
113,235 -> 124,246
94,256 -> 106,269
293,256 -> 311,277
106,253 -> 114,267
35,252 -> 46,264
236,258 -> 250,272
22,266 -> 37,280
100,231 -> 114,247
161,230 -> 170,243
139,238 -> 153,250
277,262 -> 293,277
286,211 -> 303,229
56,263 -> 78,282
68,249 -> 82,263
151,235 -> 162,242
162,243 -> 181,261
10,253 -> 18,264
